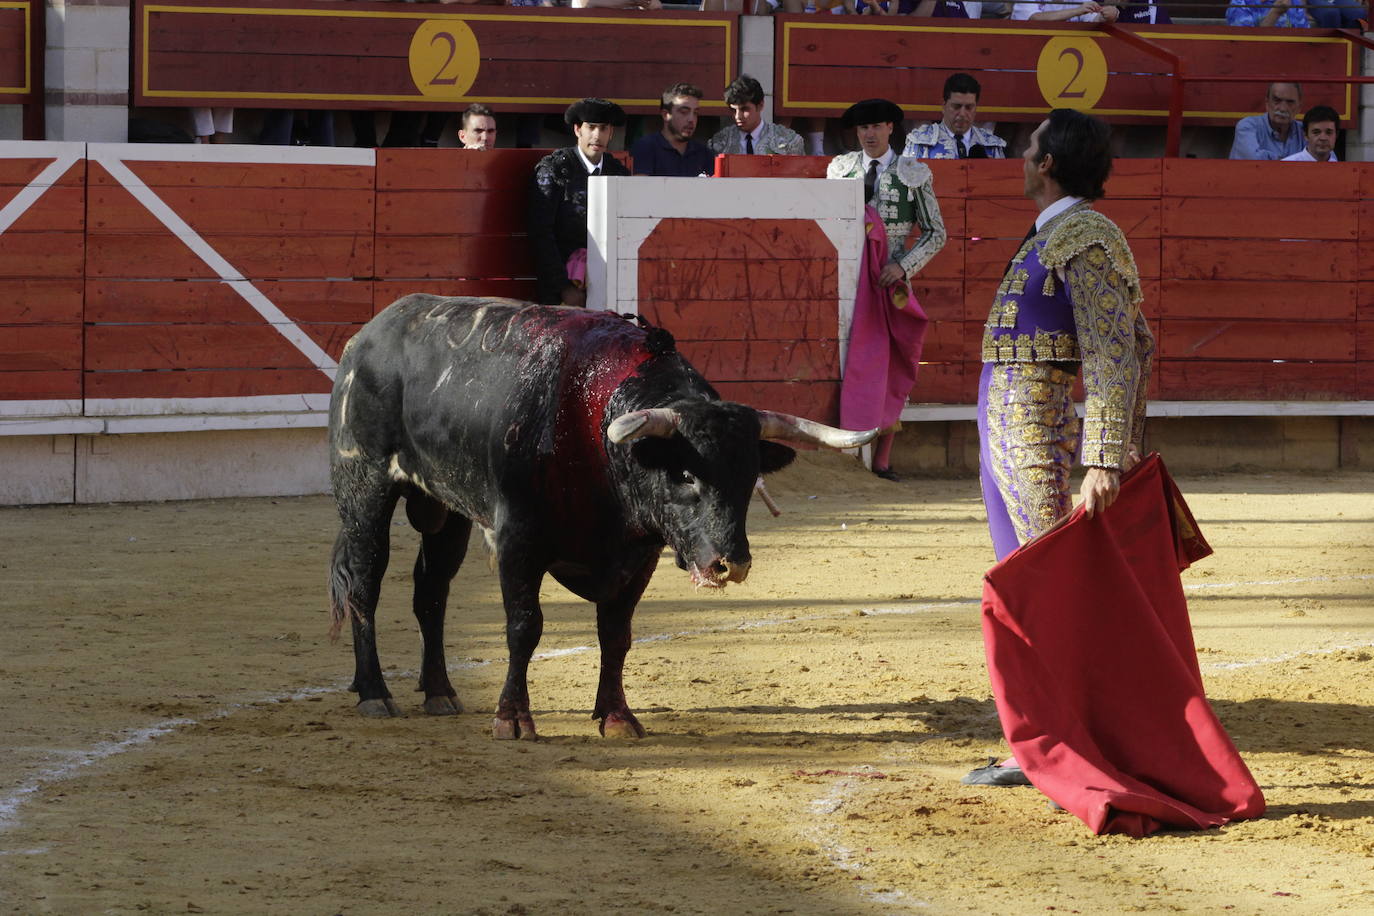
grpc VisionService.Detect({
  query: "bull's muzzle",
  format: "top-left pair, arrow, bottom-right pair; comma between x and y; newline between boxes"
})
718,558 -> 750,584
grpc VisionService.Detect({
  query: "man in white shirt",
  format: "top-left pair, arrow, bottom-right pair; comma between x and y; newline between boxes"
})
707,74 -> 805,157
1012,0 -> 1119,20
529,99 -> 631,306
828,98 -> 947,481
1282,106 -> 1340,162
903,72 -> 1007,160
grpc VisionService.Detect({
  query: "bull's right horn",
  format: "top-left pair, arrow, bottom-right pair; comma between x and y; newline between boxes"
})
607,408 -> 681,443
756,410 -> 881,450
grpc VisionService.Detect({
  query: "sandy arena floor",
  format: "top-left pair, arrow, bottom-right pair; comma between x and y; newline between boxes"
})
2,452 -> 1372,915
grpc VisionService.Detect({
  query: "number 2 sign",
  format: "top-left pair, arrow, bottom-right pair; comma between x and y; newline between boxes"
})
408,20 -> 481,100
1035,36 -> 1107,110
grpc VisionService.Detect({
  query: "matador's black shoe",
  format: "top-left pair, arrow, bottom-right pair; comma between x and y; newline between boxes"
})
961,757 -> 1032,787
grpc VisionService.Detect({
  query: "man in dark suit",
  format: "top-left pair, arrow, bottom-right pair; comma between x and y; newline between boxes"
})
530,98 -> 631,306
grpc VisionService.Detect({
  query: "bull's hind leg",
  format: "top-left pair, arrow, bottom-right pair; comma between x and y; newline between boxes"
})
408,494 -> 472,716
593,557 -> 658,739
329,463 -> 402,717
493,547 -> 548,740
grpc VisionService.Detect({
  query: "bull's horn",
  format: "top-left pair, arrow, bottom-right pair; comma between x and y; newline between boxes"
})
607,407 -> 681,443
756,410 -> 881,450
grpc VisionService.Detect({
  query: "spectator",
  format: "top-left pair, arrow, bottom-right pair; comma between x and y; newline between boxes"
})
909,0 -> 984,16
458,104 -> 498,150
529,98 -> 630,307
1226,0 -> 1313,26
351,111 -> 449,149
1282,105 -> 1340,161
904,73 -> 1006,160
707,75 -> 804,157
1013,0 -> 1119,20
1113,0 -> 1172,21
190,108 -> 233,144
1308,0 -> 1365,26
782,0 -> 858,11
828,98 -> 947,482
259,110 -> 334,146
630,83 -> 714,177
572,0 -> 662,7
1229,82 -> 1305,160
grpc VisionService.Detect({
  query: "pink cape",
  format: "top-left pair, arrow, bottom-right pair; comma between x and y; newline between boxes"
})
981,454 -> 1266,836
839,205 -> 929,431
566,248 -> 587,288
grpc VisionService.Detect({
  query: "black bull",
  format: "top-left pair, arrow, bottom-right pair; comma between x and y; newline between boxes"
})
328,295 -> 878,739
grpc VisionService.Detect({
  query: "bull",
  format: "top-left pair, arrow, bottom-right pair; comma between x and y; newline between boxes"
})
328,294 -> 877,739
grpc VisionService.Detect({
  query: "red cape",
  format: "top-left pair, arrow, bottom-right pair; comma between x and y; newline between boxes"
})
981,454 -> 1266,836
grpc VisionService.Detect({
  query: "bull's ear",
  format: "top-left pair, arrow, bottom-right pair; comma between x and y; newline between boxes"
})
758,441 -> 796,475
629,437 -> 677,470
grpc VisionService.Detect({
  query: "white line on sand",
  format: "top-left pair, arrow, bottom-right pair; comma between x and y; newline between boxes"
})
801,766 -> 932,910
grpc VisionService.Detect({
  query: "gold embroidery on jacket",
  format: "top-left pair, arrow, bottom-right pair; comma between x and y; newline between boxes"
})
984,363 -> 1079,544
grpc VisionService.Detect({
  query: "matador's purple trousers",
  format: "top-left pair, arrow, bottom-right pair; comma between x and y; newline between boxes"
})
977,361 -> 1081,561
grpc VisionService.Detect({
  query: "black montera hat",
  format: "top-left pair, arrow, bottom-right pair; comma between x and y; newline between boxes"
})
565,98 -> 627,127
840,98 -> 904,129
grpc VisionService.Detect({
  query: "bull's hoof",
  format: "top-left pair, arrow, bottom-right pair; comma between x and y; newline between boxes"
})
357,697 -> 403,718
492,716 -> 539,741
423,695 -> 463,716
599,713 -> 646,739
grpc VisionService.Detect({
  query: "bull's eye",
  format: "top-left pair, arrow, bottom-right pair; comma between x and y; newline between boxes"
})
674,469 -> 697,489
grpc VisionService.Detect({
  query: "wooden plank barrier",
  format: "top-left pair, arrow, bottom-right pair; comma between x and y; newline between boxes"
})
775,17 -> 1359,126
1159,159 -> 1363,401
638,216 -> 843,421
0,0 -> 41,138
376,148 -> 548,307
0,145 -> 84,411
133,1 -> 738,114
1,145 -> 1372,430
0,1 -> 30,98
715,154 -> 1364,408
82,146 -> 375,406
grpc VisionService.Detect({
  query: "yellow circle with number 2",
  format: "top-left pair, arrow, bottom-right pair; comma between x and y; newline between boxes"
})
1035,36 -> 1107,111
408,20 -> 480,100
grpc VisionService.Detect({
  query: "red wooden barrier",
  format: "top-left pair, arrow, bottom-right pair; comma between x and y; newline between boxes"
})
1,148 -> 1372,414
0,151 -> 84,403
83,154 -> 374,401
774,17 -> 1359,126
0,1 -> 42,139
133,1 -> 738,115
716,155 -> 1366,405
638,216 -> 842,420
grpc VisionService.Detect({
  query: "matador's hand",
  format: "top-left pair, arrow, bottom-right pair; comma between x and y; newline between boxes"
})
879,262 -> 906,288
1080,467 -> 1121,519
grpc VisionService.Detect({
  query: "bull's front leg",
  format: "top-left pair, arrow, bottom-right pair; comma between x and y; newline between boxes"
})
494,550 -> 546,740
593,557 -> 657,739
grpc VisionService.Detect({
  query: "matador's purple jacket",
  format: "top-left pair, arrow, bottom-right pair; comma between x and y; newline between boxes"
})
982,201 -> 1154,470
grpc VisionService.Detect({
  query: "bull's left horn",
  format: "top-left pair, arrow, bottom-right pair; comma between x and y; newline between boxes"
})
756,410 -> 881,450
607,408 -> 681,444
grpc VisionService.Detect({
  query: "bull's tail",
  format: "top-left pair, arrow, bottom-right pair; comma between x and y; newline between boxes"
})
327,538 -> 362,643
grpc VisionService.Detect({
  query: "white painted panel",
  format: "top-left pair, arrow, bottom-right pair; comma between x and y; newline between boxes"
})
608,176 -> 862,220
76,427 -> 330,503
0,399 -> 83,419
0,436 -> 76,504
86,394 -> 331,417
90,142 -> 375,167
